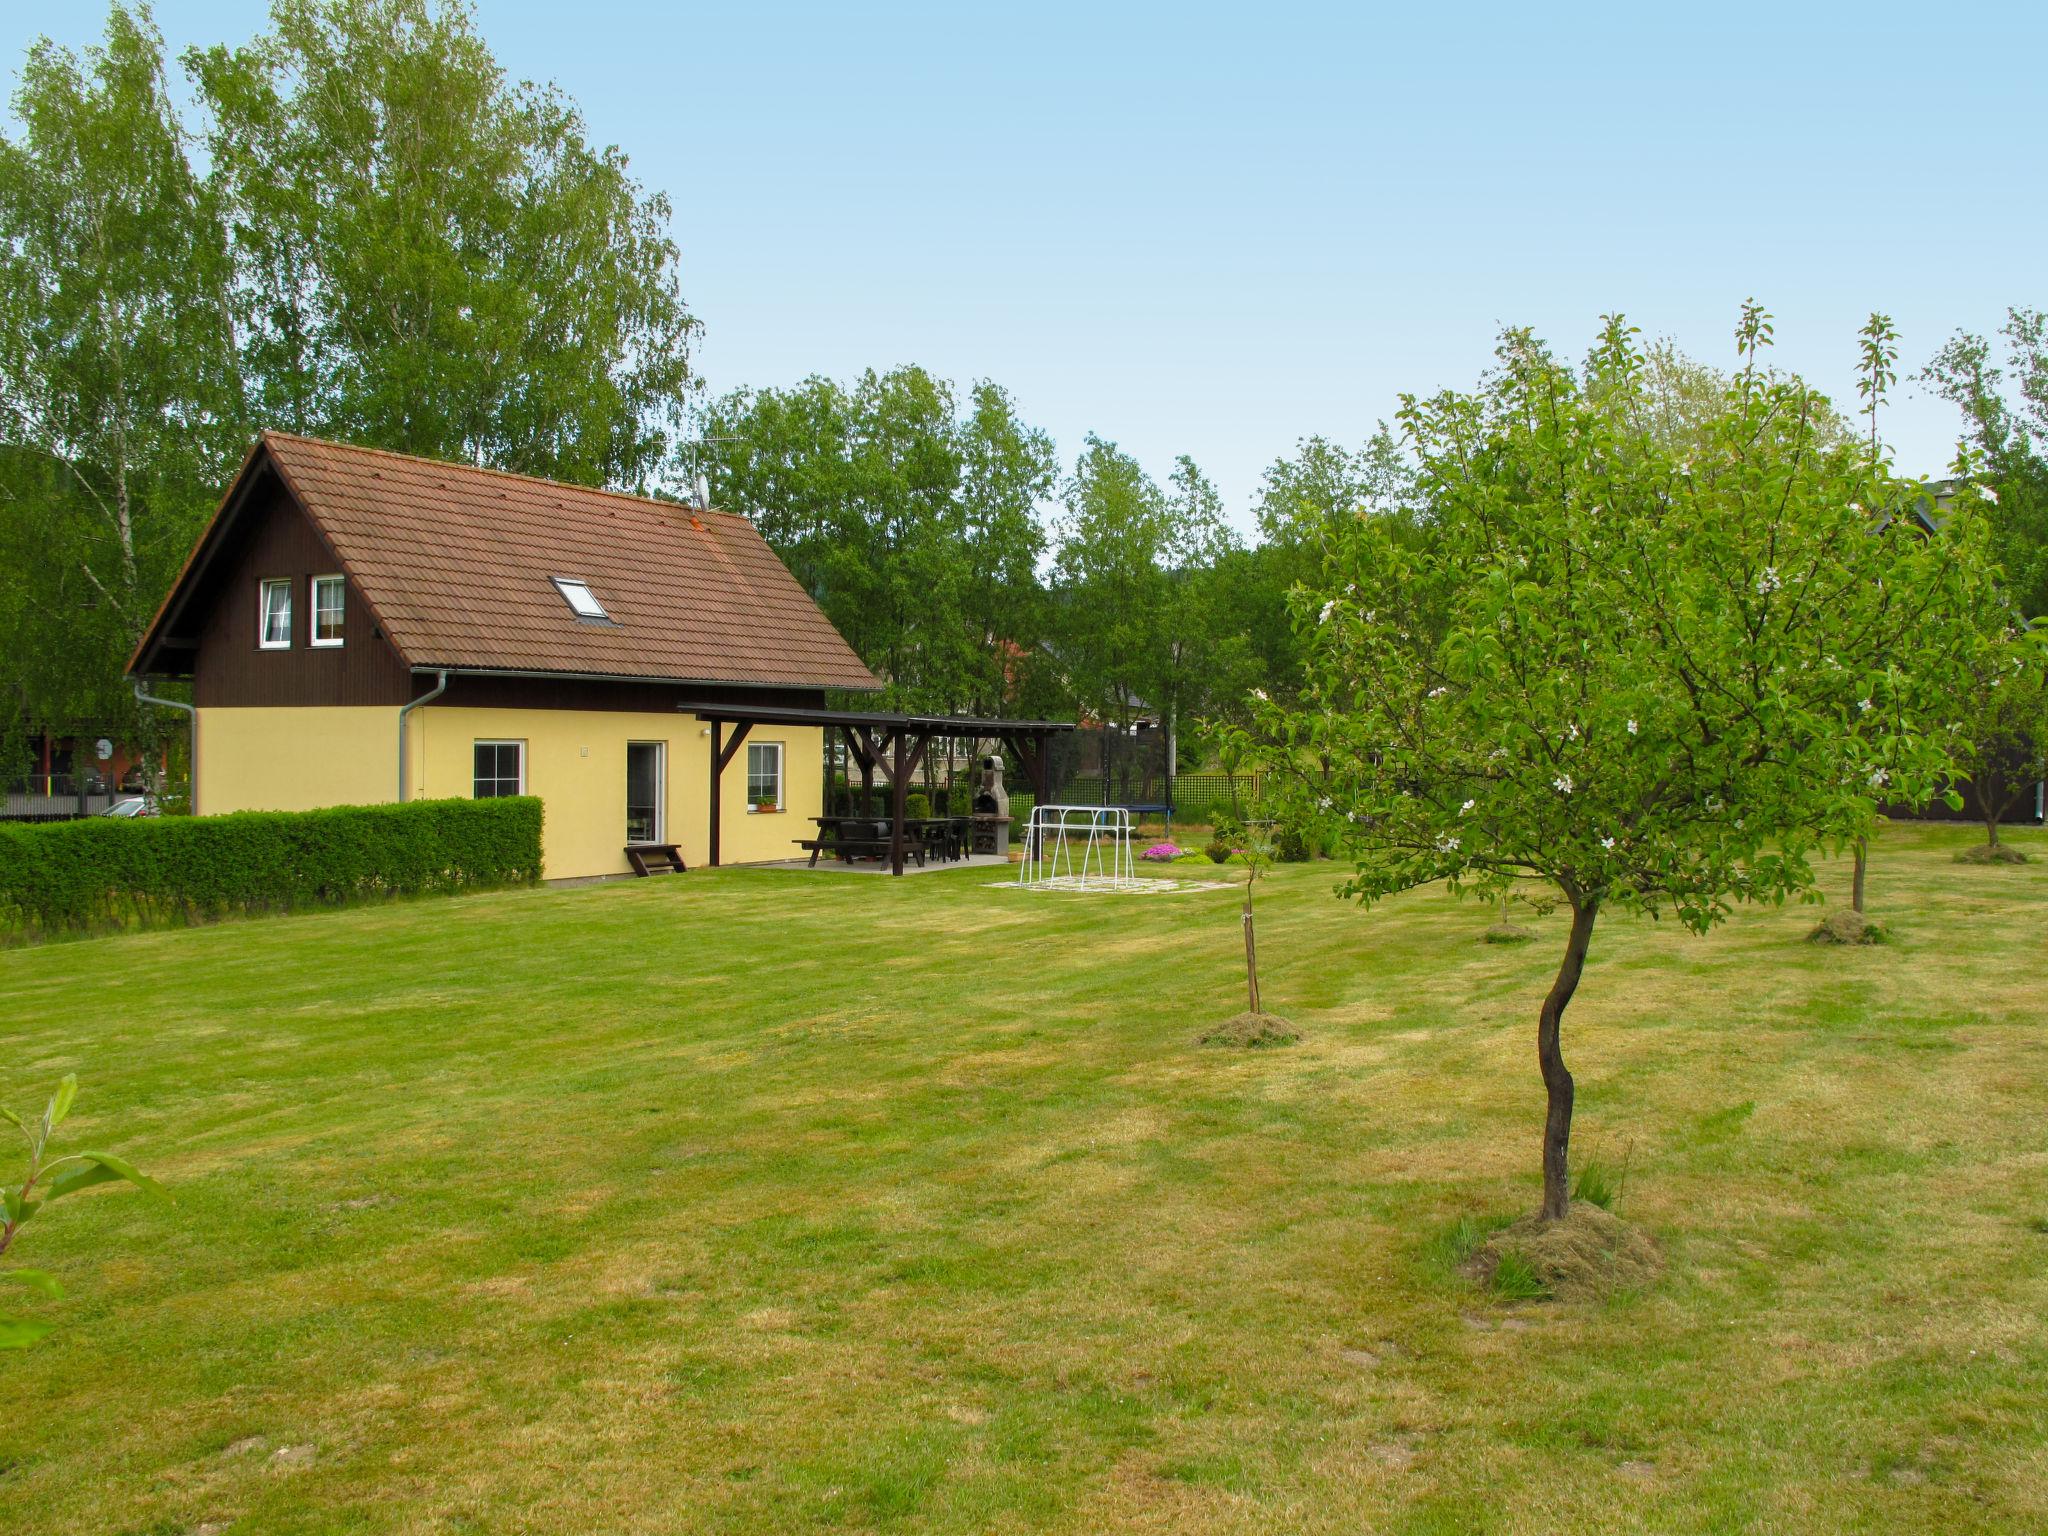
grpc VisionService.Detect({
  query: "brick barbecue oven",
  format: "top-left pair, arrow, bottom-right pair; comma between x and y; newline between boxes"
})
970,754 -> 1011,856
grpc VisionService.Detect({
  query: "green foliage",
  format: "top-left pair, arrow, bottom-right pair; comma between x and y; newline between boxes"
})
1949,624 -> 2048,843
0,795 -> 541,940
1051,437 -> 1242,751
1922,307 -> 2048,621
904,791 -> 931,820
1235,306 -> 1996,1215
0,0 -> 696,750
186,0 -> 695,487
0,6 -> 245,747
1205,838 -> 1233,864
697,367 -> 1056,716
1271,821 -> 1313,864
1,1074 -> 166,1347
1252,308 -> 1991,932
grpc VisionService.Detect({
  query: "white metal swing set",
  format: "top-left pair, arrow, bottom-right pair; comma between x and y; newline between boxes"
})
1015,804 -> 1146,891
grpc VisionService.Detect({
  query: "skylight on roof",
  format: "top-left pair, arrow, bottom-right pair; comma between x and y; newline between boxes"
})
551,577 -> 609,621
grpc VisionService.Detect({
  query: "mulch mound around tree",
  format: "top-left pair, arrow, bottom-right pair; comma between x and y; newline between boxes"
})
1955,843 -> 2030,865
1199,1012 -> 1301,1048
1462,1205 -> 1662,1302
1807,909 -> 1884,945
1481,922 -> 1537,944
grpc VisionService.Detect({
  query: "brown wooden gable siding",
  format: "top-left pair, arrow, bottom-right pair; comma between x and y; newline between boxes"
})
436,675 -> 828,715
193,481 -> 416,709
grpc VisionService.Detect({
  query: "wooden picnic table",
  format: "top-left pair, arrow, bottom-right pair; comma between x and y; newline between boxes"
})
801,814 -> 966,867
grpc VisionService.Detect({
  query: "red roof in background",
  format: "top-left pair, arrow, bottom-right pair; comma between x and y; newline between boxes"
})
132,432 -> 879,692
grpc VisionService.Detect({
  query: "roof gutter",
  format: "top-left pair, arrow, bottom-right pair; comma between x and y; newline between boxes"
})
409,664 -> 883,691
397,670 -> 449,802
133,682 -> 198,815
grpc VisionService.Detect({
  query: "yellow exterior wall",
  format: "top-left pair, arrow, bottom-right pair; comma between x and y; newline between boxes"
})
194,703 -> 822,880
196,706 -> 395,814
409,706 -> 821,879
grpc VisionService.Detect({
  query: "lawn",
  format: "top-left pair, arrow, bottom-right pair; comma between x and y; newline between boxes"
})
2,823 -> 2044,1535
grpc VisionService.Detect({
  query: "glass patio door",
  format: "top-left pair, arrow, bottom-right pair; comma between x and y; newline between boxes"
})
626,741 -> 664,844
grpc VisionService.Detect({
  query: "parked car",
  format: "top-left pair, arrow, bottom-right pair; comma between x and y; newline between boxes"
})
100,796 -> 160,818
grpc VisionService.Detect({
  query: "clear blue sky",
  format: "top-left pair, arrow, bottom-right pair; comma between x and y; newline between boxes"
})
10,1 -> 2046,531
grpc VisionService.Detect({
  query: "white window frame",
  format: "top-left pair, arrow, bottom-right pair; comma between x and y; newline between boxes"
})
258,578 -> 292,650
310,574 -> 346,648
472,739 -> 526,799
551,576 -> 609,621
746,740 -> 784,812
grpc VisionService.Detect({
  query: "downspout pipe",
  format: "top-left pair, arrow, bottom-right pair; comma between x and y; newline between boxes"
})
397,670 -> 449,802
133,681 -> 197,815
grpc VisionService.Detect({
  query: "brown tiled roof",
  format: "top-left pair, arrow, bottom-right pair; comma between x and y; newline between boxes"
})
144,432 -> 878,690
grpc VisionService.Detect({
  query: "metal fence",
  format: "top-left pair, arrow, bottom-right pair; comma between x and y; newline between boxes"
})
3,790 -> 121,822
1056,772 -> 1261,820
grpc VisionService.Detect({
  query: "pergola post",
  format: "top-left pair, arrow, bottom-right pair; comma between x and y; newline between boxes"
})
888,731 -> 908,876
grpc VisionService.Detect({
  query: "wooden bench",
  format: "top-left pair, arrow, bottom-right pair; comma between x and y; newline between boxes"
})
625,843 -> 687,876
797,836 -> 925,869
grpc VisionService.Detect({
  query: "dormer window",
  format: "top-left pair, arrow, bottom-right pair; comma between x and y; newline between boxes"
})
551,577 -> 608,621
258,578 -> 292,649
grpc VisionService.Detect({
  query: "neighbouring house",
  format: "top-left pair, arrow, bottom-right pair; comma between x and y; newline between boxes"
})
128,432 -> 879,879
3,731 -> 164,821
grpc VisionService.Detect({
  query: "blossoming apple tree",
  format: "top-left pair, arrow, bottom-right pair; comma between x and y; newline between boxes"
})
1247,308 -> 1993,1221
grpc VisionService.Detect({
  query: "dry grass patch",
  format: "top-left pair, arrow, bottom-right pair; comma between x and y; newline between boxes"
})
1197,1011 -> 1300,1048
1462,1205 -> 1663,1302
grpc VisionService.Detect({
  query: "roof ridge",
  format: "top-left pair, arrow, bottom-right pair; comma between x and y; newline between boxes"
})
259,429 -> 748,526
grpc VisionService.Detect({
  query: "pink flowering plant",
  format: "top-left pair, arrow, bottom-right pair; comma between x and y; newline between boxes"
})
1232,308 -> 1992,1223
1141,842 -> 1182,862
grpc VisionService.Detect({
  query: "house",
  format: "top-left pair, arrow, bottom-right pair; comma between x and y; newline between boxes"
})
3,731 -> 163,821
128,432 -> 879,879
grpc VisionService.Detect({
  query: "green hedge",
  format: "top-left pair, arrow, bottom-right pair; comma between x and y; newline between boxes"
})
0,797 -> 543,941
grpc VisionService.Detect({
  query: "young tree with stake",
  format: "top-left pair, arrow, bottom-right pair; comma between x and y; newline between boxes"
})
1249,309 -> 1990,1221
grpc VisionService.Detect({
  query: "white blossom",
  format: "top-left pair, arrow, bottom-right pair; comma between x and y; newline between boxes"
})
1869,767 -> 1890,788
1553,774 -> 1574,794
1857,697 -> 1872,713
1251,687 -> 1268,702
1319,599 -> 1338,624
1848,501 -> 1862,513
1979,484 -> 2000,505
1600,836 -> 1616,850
1428,686 -> 1447,699
1626,718 -> 1638,735
1756,567 -> 1782,595
1566,723 -> 1580,741
1437,835 -> 1461,853
1316,796 -> 1333,811
1460,799 -> 1475,815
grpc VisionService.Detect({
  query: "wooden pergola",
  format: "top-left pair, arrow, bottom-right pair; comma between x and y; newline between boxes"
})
680,703 -> 1075,876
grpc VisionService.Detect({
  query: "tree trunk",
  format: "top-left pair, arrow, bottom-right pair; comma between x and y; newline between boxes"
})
1242,882 -> 1260,1015
1987,812 -> 2002,850
1538,899 -> 1599,1221
1851,839 -> 1867,915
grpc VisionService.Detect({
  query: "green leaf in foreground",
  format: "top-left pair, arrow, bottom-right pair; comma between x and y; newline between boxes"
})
43,1152 -> 169,1206
43,1074 -> 77,1132
0,1314 -> 56,1350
